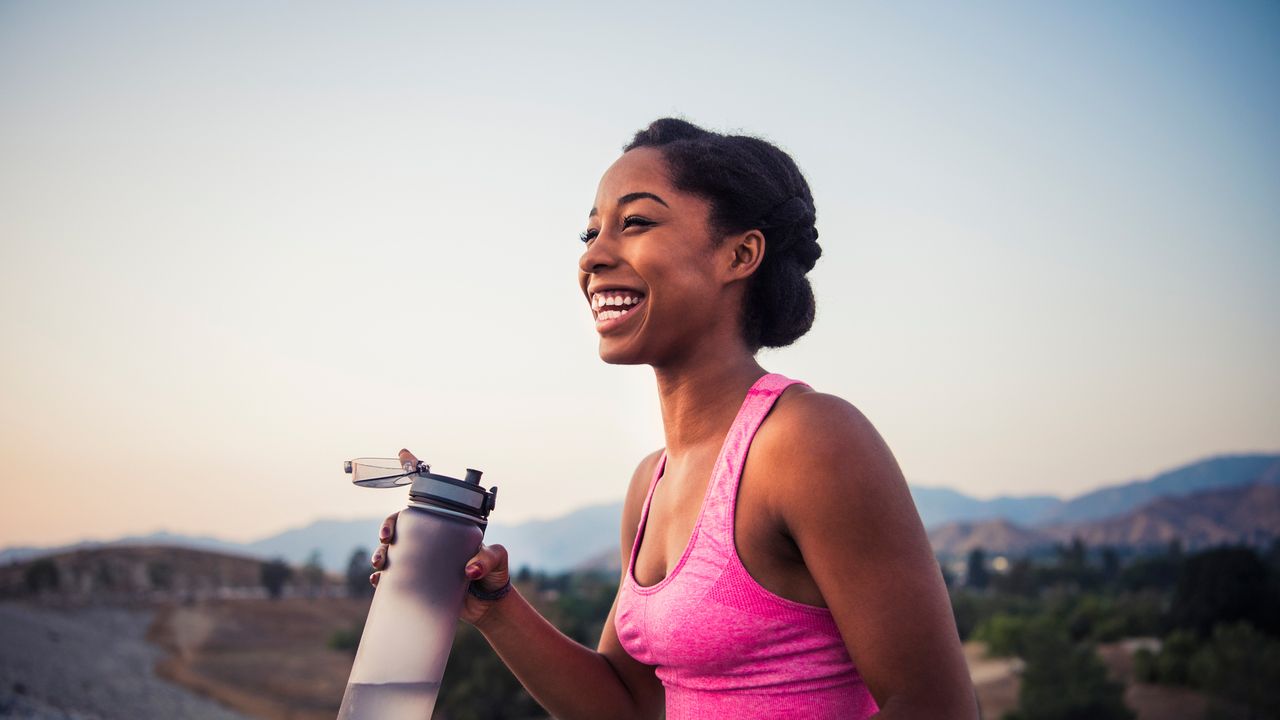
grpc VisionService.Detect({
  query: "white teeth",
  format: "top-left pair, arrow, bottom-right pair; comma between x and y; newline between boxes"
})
591,292 -> 643,318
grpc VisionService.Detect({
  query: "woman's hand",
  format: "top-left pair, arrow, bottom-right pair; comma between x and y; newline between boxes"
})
369,448 -> 512,627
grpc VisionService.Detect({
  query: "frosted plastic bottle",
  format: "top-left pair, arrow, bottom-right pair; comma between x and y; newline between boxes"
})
337,461 -> 497,720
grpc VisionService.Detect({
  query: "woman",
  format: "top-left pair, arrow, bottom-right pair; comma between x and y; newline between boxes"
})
373,118 -> 978,719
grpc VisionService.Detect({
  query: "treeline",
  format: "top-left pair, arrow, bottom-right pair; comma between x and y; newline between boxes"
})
324,540 -> 1280,720
953,539 -> 1280,719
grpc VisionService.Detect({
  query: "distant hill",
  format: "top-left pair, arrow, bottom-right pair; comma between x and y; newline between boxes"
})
235,501 -> 625,574
912,453 -> 1280,529
930,482 -> 1280,557
909,485 -> 1061,528
485,501 -> 623,574
0,531 -> 267,568
1045,482 -> 1280,550
0,545 -> 269,599
6,452 -> 1277,570
1033,453 -> 1280,525
927,518 -> 1056,557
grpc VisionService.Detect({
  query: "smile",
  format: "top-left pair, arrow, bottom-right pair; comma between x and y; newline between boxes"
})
591,291 -> 646,330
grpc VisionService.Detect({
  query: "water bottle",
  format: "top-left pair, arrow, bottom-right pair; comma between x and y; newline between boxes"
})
337,457 -> 498,720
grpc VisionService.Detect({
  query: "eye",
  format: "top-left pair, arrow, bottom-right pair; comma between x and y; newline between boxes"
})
579,228 -> 599,244
622,215 -> 655,229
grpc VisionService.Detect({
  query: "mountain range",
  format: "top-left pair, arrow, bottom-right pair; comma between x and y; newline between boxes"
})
927,482 -> 1280,557
3,452 -> 1277,571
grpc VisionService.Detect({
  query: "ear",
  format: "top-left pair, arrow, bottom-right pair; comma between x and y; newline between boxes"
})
721,229 -> 766,284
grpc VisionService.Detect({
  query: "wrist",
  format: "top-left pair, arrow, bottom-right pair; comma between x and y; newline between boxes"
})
472,585 -> 524,635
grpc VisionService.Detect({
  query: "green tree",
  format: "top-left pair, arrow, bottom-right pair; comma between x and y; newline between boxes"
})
147,561 -> 174,591
967,547 -> 989,590
23,559 -> 59,594
1171,547 -> 1278,637
301,549 -> 326,596
1190,622 -> 1280,718
1004,628 -> 1133,720
346,546 -> 373,598
260,558 -> 292,600
1100,546 -> 1120,584
973,613 -> 1058,658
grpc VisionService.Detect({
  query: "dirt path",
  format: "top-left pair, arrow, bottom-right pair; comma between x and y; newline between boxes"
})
148,597 -> 369,720
0,601 -> 252,720
964,642 -> 1021,719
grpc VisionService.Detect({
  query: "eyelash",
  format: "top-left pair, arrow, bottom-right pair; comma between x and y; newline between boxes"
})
579,216 -> 654,244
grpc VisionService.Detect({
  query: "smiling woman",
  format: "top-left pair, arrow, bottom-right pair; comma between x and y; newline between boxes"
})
374,118 -> 979,719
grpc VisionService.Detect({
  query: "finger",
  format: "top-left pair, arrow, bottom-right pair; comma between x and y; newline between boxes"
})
370,571 -> 381,587
379,512 -> 399,544
398,448 -> 420,472
371,543 -> 389,570
465,543 -> 509,581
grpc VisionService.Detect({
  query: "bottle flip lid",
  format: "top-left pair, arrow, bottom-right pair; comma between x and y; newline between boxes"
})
344,457 -> 497,521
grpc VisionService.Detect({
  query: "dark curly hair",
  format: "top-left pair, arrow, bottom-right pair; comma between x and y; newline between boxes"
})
624,118 -> 821,350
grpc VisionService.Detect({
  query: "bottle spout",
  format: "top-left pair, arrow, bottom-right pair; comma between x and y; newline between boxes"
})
464,468 -> 483,485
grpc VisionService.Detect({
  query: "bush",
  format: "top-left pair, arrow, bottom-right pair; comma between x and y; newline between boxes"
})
1004,630 -> 1133,720
973,613 -> 1060,658
1132,622 -> 1280,716
1191,622 -> 1280,717
950,590 -> 1036,641
328,618 -> 364,654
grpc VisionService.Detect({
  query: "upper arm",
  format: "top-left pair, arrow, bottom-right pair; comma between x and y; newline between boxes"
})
765,394 -> 976,717
594,449 -> 664,716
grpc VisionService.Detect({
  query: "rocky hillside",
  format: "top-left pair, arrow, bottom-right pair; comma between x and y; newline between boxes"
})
0,545 -> 291,600
927,518 -> 1056,557
1044,481 -> 1280,550
930,482 -> 1280,557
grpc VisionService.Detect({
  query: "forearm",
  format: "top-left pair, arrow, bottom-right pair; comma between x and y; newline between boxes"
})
474,589 -> 655,720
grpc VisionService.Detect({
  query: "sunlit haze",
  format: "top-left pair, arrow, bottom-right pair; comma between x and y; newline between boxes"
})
2,1 -> 1277,548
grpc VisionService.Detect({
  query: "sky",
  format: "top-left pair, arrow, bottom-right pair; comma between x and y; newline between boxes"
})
1,0 -> 1277,548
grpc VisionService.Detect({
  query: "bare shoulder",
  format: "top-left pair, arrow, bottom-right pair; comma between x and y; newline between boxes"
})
752,387 -> 912,527
757,388 -> 897,475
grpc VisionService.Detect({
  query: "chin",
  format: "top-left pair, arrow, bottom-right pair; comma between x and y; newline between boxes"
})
597,339 -> 649,366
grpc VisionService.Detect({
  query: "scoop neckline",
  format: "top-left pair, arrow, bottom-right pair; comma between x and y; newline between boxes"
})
626,373 -> 774,594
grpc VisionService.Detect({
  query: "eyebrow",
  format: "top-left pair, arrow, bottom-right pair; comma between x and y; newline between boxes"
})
589,191 -> 670,217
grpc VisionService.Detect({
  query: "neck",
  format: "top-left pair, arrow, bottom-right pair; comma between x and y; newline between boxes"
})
652,343 -> 766,457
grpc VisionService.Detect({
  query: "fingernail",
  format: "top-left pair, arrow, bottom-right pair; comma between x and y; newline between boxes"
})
465,562 -> 483,579
379,526 -> 390,540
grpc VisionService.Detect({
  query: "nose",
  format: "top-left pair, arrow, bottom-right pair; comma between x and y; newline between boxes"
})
578,232 -> 616,275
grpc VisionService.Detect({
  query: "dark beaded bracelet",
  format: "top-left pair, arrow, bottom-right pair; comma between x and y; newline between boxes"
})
467,580 -> 512,602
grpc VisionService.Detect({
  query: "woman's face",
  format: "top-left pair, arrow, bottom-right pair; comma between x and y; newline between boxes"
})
578,147 -> 738,366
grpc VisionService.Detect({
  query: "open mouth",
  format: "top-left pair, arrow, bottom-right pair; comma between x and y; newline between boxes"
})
591,290 -> 646,327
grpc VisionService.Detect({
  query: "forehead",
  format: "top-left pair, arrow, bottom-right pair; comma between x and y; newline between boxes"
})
593,147 -> 675,206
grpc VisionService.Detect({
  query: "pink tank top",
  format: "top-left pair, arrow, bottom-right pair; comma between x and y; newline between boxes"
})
615,373 -> 879,719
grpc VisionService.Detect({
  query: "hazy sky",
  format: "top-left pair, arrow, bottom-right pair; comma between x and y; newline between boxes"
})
2,1 -> 1277,548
